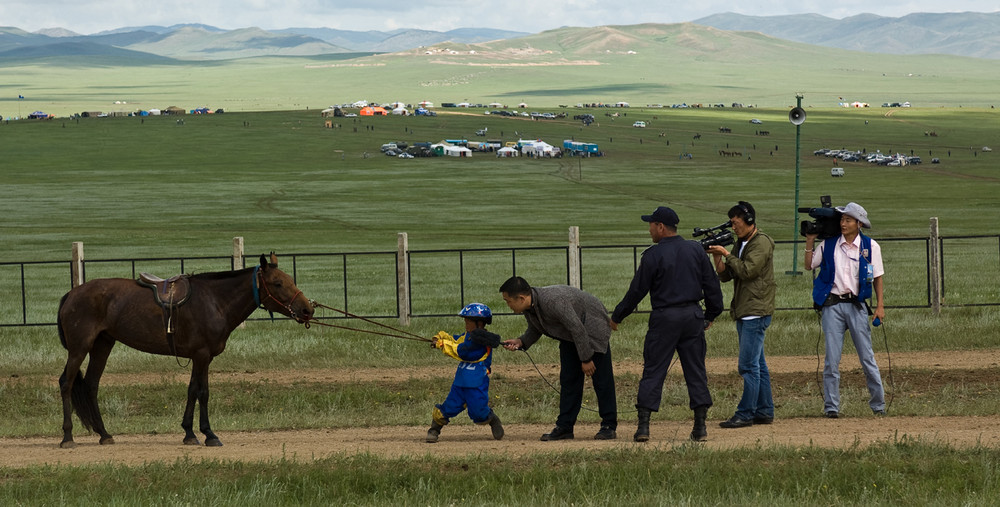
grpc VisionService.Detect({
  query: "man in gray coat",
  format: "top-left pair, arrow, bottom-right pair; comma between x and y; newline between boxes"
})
500,276 -> 618,441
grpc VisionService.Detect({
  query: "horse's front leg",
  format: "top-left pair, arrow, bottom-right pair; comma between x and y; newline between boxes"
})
182,357 -> 222,446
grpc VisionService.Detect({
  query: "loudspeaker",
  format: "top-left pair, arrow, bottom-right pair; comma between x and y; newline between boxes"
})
789,107 -> 806,125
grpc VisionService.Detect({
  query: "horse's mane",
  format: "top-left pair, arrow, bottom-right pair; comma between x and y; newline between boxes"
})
188,266 -> 258,281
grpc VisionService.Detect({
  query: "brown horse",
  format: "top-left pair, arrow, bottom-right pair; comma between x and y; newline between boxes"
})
57,253 -> 313,448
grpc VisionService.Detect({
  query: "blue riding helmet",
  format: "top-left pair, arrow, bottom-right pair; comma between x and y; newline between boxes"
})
459,302 -> 492,325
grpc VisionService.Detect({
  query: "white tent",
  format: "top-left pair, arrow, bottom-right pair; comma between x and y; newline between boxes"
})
522,141 -> 556,157
392,107 -> 408,115
443,145 -> 472,157
497,146 -> 519,157
419,101 -> 434,108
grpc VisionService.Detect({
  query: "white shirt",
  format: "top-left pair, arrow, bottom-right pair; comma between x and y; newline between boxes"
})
810,234 -> 884,296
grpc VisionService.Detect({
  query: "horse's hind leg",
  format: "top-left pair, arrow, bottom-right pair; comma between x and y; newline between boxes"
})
84,336 -> 116,445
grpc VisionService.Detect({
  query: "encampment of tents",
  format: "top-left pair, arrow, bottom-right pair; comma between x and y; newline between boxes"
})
360,106 -> 388,116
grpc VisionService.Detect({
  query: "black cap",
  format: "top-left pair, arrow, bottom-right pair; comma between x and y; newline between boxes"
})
641,206 -> 679,226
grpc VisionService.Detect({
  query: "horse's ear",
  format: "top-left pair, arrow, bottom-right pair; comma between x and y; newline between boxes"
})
259,254 -> 268,269
270,251 -> 278,266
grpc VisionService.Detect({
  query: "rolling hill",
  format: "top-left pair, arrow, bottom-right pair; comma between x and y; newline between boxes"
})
3,21 -> 999,116
693,11 -> 1000,59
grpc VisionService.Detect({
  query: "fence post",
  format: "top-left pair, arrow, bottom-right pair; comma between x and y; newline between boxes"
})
232,236 -> 244,270
568,226 -> 581,289
71,242 -> 84,288
397,232 -> 411,326
929,217 -> 942,314
233,237 -> 246,328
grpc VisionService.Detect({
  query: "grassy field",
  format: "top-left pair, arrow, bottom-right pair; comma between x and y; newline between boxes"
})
1,102 -> 999,504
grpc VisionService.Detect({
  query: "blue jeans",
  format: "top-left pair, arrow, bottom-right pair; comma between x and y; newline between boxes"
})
734,316 -> 774,420
821,303 -> 885,413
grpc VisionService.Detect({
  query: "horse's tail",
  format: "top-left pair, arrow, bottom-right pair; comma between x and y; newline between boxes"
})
59,369 -> 99,432
57,292 -> 70,349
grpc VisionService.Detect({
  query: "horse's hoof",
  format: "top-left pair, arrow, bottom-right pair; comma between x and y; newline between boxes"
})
205,438 -> 223,447
59,440 -> 76,449
99,436 -> 115,445
183,437 -> 201,445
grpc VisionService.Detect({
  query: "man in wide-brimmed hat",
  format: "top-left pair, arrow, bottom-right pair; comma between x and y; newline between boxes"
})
804,201 -> 887,419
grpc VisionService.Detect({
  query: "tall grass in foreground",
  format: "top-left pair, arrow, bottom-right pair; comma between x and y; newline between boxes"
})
1,442 -> 997,505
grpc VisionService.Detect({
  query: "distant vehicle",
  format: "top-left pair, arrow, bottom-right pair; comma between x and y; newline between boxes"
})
344,113 -> 357,117
931,158 -> 941,164
831,167 -> 845,177
983,146 -> 993,152
633,121 -> 646,128
398,152 -> 414,159
475,128 -> 487,136
750,118 -> 762,124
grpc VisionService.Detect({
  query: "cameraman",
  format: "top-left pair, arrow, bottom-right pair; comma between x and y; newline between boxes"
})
804,202 -> 886,418
707,201 -> 776,428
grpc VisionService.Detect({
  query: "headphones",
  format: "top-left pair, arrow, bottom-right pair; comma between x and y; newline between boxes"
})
737,201 -> 755,225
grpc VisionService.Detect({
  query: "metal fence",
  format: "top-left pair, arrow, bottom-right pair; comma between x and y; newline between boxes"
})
2,233 -> 998,328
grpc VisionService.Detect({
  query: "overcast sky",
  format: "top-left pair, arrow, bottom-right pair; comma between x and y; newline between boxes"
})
4,0 -> 999,35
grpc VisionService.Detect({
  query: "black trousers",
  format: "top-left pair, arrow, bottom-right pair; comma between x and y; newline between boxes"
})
636,306 -> 712,411
556,339 -> 618,429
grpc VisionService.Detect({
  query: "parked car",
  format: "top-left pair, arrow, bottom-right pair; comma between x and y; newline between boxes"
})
633,121 -> 646,128
750,118 -> 763,124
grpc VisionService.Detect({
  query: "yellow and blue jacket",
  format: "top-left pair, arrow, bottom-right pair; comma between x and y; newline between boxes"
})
434,330 -> 495,388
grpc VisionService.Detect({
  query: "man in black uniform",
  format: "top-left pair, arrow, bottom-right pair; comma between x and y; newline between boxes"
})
611,206 -> 724,442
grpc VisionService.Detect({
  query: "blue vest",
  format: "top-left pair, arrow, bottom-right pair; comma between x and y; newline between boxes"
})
451,333 -> 492,388
812,234 -> 874,307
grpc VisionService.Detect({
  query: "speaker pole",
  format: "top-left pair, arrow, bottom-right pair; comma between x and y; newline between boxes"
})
787,93 -> 804,276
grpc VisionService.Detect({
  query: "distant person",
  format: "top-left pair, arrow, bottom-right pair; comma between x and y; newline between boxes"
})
500,276 -> 618,441
804,202 -> 886,418
707,201 -> 777,428
611,206 -> 724,442
426,303 -> 504,443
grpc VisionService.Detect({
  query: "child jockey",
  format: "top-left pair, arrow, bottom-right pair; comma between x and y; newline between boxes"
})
427,303 -> 504,443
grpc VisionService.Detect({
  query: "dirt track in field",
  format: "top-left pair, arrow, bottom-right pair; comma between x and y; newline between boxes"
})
3,349 -> 998,468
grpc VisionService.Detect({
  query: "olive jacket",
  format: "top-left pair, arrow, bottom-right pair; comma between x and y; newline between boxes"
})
718,230 -> 777,319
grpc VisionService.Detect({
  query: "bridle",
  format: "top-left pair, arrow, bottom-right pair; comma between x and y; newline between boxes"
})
253,265 -> 308,327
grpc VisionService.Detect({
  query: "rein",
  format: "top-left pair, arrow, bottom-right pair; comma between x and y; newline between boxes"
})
308,300 -> 431,342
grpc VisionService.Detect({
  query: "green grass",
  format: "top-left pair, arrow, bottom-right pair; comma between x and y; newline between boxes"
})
1,444 -> 997,505
2,101 -> 1000,504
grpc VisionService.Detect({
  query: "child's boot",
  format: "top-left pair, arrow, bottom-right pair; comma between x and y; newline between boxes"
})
426,421 -> 445,443
487,412 -> 504,440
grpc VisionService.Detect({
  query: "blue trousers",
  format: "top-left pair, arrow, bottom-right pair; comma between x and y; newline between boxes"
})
734,316 -> 774,420
821,303 -> 885,413
435,379 -> 492,423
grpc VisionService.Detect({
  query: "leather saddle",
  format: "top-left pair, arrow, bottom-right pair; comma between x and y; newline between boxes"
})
138,273 -> 192,307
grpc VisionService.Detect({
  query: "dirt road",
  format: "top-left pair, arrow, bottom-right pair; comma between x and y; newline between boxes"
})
3,349 -> 997,468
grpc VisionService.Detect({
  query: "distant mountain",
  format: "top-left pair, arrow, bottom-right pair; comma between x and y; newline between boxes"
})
123,26 -> 350,59
94,24 -> 227,36
694,11 -> 1000,59
3,12 -> 999,62
0,40 -> 175,64
275,27 -> 531,52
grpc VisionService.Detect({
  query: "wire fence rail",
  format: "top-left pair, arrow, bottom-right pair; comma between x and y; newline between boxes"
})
2,229 -> 998,328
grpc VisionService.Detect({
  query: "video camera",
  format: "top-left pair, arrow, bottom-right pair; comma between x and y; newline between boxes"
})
693,221 -> 735,250
798,195 -> 842,239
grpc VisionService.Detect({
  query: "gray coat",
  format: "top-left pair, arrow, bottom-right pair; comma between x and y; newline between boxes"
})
516,285 -> 612,362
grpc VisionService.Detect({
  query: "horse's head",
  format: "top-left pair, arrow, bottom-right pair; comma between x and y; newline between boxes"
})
256,253 -> 314,324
